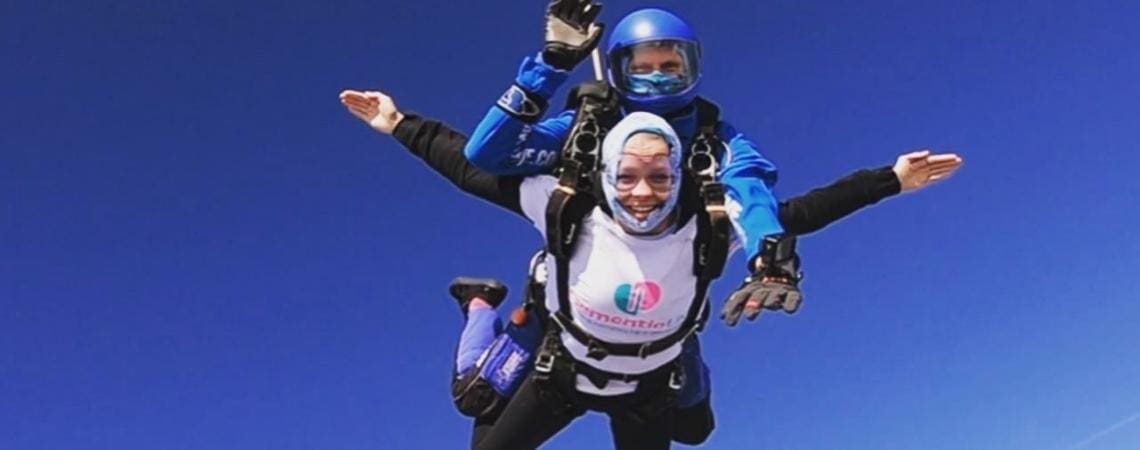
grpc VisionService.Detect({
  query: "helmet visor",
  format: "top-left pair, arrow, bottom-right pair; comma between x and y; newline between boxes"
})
608,40 -> 700,97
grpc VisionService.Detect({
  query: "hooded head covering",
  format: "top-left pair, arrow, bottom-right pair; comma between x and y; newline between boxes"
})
600,111 -> 684,233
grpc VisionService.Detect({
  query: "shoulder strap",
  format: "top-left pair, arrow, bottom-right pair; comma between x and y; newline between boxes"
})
545,81 -> 620,259
687,97 -> 730,282
541,94 -> 733,362
679,97 -> 731,334
693,97 -> 721,139
544,81 -> 620,339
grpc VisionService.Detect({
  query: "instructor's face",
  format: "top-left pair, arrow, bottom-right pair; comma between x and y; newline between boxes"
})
614,133 -> 675,222
628,45 -> 686,76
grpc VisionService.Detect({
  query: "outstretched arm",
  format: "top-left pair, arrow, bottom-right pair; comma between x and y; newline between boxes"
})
779,150 -> 963,236
721,150 -> 963,327
339,90 -> 524,216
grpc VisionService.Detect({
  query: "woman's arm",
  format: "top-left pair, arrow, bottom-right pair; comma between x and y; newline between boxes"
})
340,90 -> 525,216
779,151 -> 962,236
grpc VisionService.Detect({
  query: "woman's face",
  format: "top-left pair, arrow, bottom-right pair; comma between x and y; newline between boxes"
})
613,132 -> 676,222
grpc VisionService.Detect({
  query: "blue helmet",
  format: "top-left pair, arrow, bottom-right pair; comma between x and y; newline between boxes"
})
606,8 -> 702,115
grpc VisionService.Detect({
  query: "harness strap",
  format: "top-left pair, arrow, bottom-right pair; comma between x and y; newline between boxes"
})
543,91 -> 730,361
534,326 -> 685,391
688,97 -> 730,283
549,277 -> 711,360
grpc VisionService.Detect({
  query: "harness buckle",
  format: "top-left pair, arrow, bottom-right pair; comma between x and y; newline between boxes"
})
586,339 -> 609,361
686,149 -> 719,179
668,369 -> 684,391
535,352 -> 555,374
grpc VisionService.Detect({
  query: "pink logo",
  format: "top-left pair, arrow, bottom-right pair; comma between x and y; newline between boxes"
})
614,281 -> 663,315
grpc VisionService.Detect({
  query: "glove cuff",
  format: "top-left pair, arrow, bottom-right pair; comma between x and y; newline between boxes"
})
758,235 -> 803,283
496,84 -> 549,123
760,235 -> 796,264
542,43 -> 582,71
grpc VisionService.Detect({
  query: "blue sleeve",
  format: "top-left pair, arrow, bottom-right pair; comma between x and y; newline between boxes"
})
717,120 -> 784,265
464,53 -> 576,175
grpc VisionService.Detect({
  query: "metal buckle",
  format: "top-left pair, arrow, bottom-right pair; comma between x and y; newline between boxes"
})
690,137 -> 713,157
568,117 -> 601,161
534,352 -> 555,374
686,149 -> 718,179
668,369 -> 684,390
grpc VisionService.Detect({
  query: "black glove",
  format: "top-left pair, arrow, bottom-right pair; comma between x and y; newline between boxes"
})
542,0 -> 605,71
721,236 -> 804,327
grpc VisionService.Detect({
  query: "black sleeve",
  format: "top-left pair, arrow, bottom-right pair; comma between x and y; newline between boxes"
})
778,166 -> 902,236
391,114 -> 524,216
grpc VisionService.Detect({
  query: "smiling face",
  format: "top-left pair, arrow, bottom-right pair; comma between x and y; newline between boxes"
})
613,132 -> 677,224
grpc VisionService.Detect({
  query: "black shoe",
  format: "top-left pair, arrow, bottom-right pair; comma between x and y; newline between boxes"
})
449,277 -> 508,312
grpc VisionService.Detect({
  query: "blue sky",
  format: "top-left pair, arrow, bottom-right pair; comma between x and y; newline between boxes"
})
4,0 -> 1138,449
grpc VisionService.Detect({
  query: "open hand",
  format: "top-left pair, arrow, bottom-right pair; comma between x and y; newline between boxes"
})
339,89 -> 405,135
893,150 -> 963,193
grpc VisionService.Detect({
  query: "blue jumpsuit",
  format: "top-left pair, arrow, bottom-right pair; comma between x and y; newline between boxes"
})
464,54 -> 785,261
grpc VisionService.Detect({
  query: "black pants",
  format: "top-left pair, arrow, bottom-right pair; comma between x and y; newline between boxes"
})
472,375 -> 687,450
671,394 -> 714,446
465,379 -> 715,448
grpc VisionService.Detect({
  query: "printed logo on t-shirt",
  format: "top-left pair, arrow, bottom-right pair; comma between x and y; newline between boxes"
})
613,281 -> 663,315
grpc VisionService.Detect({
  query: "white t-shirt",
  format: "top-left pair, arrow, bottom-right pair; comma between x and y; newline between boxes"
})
520,175 -> 719,396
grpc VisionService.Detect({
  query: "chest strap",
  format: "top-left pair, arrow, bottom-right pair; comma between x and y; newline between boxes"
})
544,89 -> 731,361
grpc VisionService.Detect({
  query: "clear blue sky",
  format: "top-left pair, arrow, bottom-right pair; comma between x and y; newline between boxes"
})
4,1 -> 1139,449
